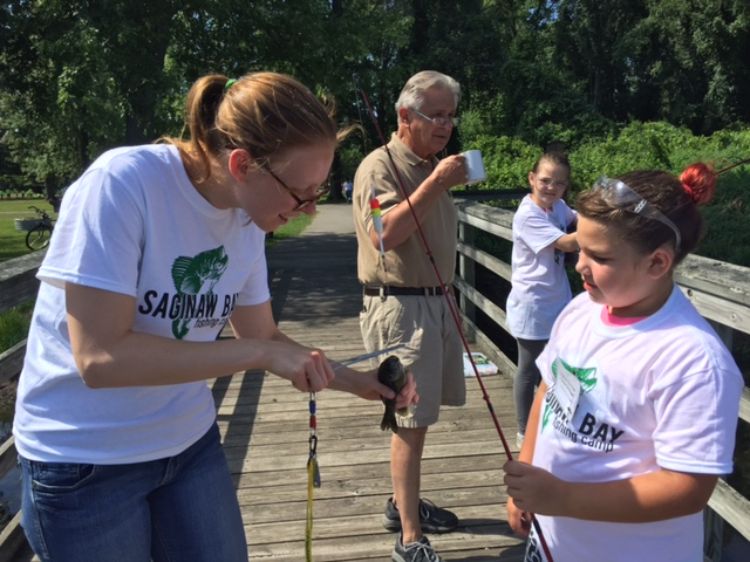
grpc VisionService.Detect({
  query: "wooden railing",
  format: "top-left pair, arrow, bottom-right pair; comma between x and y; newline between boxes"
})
454,200 -> 750,560
0,251 -> 44,561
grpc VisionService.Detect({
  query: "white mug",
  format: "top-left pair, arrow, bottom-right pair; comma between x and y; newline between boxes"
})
462,149 -> 486,185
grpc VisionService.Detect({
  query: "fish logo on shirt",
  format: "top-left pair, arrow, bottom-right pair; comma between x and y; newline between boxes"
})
171,246 -> 229,338
552,357 -> 597,392
542,357 -> 598,430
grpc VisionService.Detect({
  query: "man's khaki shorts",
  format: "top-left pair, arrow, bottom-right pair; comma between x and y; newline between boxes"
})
359,293 -> 466,428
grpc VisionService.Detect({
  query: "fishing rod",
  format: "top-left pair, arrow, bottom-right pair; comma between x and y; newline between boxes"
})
355,83 -> 554,562
716,156 -> 750,175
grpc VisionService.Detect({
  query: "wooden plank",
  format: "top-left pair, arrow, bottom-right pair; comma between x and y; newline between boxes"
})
454,277 -> 509,332
0,341 -> 25,385
243,503 -> 514,545
708,478 -> 750,541
0,512 -> 26,562
678,285 -> 750,334
740,387 -> 750,425
675,254 -> 750,308
0,253 -> 44,314
456,208 -> 512,241
456,241 -> 512,283
456,201 -> 514,234
0,436 -> 17,481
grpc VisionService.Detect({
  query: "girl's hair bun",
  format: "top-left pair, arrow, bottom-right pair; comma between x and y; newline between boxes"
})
680,162 -> 717,206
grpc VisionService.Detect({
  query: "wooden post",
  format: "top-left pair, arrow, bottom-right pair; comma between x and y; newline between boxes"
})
703,319 -> 733,562
458,221 -> 476,328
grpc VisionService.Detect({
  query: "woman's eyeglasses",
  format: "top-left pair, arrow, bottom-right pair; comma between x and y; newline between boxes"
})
593,176 -> 682,252
262,163 -> 329,211
412,108 -> 459,127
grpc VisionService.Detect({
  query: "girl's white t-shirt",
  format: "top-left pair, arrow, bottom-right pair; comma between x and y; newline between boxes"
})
524,287 -> 743,562
506,195 -> 576,340
13,144 -> 270,464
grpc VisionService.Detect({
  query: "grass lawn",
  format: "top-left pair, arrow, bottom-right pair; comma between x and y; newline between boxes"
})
0,198 -> 56,262
267,211 -> 314,243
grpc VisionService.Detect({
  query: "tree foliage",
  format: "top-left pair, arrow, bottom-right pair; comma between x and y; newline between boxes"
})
0,0 -> 748,196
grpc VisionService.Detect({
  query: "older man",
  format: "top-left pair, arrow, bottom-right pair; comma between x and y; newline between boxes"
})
352,70 -> 468,562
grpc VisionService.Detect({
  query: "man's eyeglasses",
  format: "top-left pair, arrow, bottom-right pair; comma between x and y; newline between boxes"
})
537,177 -> 569,190
412,108 -> 459,127
593,176 -> 682,252
261,163 -> 329,211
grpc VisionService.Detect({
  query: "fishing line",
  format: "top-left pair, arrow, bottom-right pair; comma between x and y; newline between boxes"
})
354,83 -> 555,562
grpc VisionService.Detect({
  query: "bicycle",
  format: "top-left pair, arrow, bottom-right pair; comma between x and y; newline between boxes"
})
25,205 -> 55,251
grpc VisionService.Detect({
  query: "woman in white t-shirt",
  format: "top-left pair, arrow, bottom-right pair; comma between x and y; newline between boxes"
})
13,73 -> 416,562
506,151 -> 578,447
503,164 -> 743,562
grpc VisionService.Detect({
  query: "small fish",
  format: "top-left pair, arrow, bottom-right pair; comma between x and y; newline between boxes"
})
377,355 -> 408,433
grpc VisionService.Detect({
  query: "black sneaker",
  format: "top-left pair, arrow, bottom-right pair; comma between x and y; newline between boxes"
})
392,535 -> 444,562
383,497 -> 459,533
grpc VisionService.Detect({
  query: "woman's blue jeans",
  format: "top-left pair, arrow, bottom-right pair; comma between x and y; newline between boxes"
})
19,423 -> 247,562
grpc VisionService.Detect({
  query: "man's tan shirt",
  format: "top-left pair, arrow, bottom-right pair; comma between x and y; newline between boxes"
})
353,133 -> 458,287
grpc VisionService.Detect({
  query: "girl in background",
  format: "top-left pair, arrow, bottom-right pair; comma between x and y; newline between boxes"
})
504,164 -> 743,562
506,151 -> 578,447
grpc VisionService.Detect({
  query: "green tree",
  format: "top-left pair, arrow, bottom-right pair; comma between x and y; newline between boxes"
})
624,0 -> 750,133
0,0 -> 191,193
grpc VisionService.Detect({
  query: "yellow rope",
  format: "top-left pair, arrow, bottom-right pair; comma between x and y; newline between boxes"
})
305,456 -> 319,561
306,390 -> 320,562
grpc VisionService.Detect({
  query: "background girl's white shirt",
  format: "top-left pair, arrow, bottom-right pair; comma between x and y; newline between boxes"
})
506,194 -> 576,339
528,286 -> 743,562
14,144 -> 270,464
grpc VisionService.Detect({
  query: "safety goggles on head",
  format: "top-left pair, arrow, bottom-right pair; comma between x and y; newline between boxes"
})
592,176 -> 682,253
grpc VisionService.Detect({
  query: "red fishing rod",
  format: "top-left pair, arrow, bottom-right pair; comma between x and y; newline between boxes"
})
356,85 -> 554,562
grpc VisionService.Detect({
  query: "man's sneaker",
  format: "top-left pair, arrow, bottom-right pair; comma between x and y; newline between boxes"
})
383,497 -> 459,533
392,535 -> 444,562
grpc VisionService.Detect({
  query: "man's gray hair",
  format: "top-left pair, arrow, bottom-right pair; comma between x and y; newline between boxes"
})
394,70 -> 461,112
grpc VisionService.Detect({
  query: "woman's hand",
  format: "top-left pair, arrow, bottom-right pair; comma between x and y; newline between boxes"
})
265,341 -> 336,392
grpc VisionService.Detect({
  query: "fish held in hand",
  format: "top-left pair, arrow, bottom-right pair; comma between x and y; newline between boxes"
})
377,355 -> 408,433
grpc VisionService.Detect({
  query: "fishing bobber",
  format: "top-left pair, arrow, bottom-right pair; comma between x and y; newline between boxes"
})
370,195 -> 382,225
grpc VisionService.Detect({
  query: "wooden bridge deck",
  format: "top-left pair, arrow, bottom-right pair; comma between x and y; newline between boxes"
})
224,206 -> 525,561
